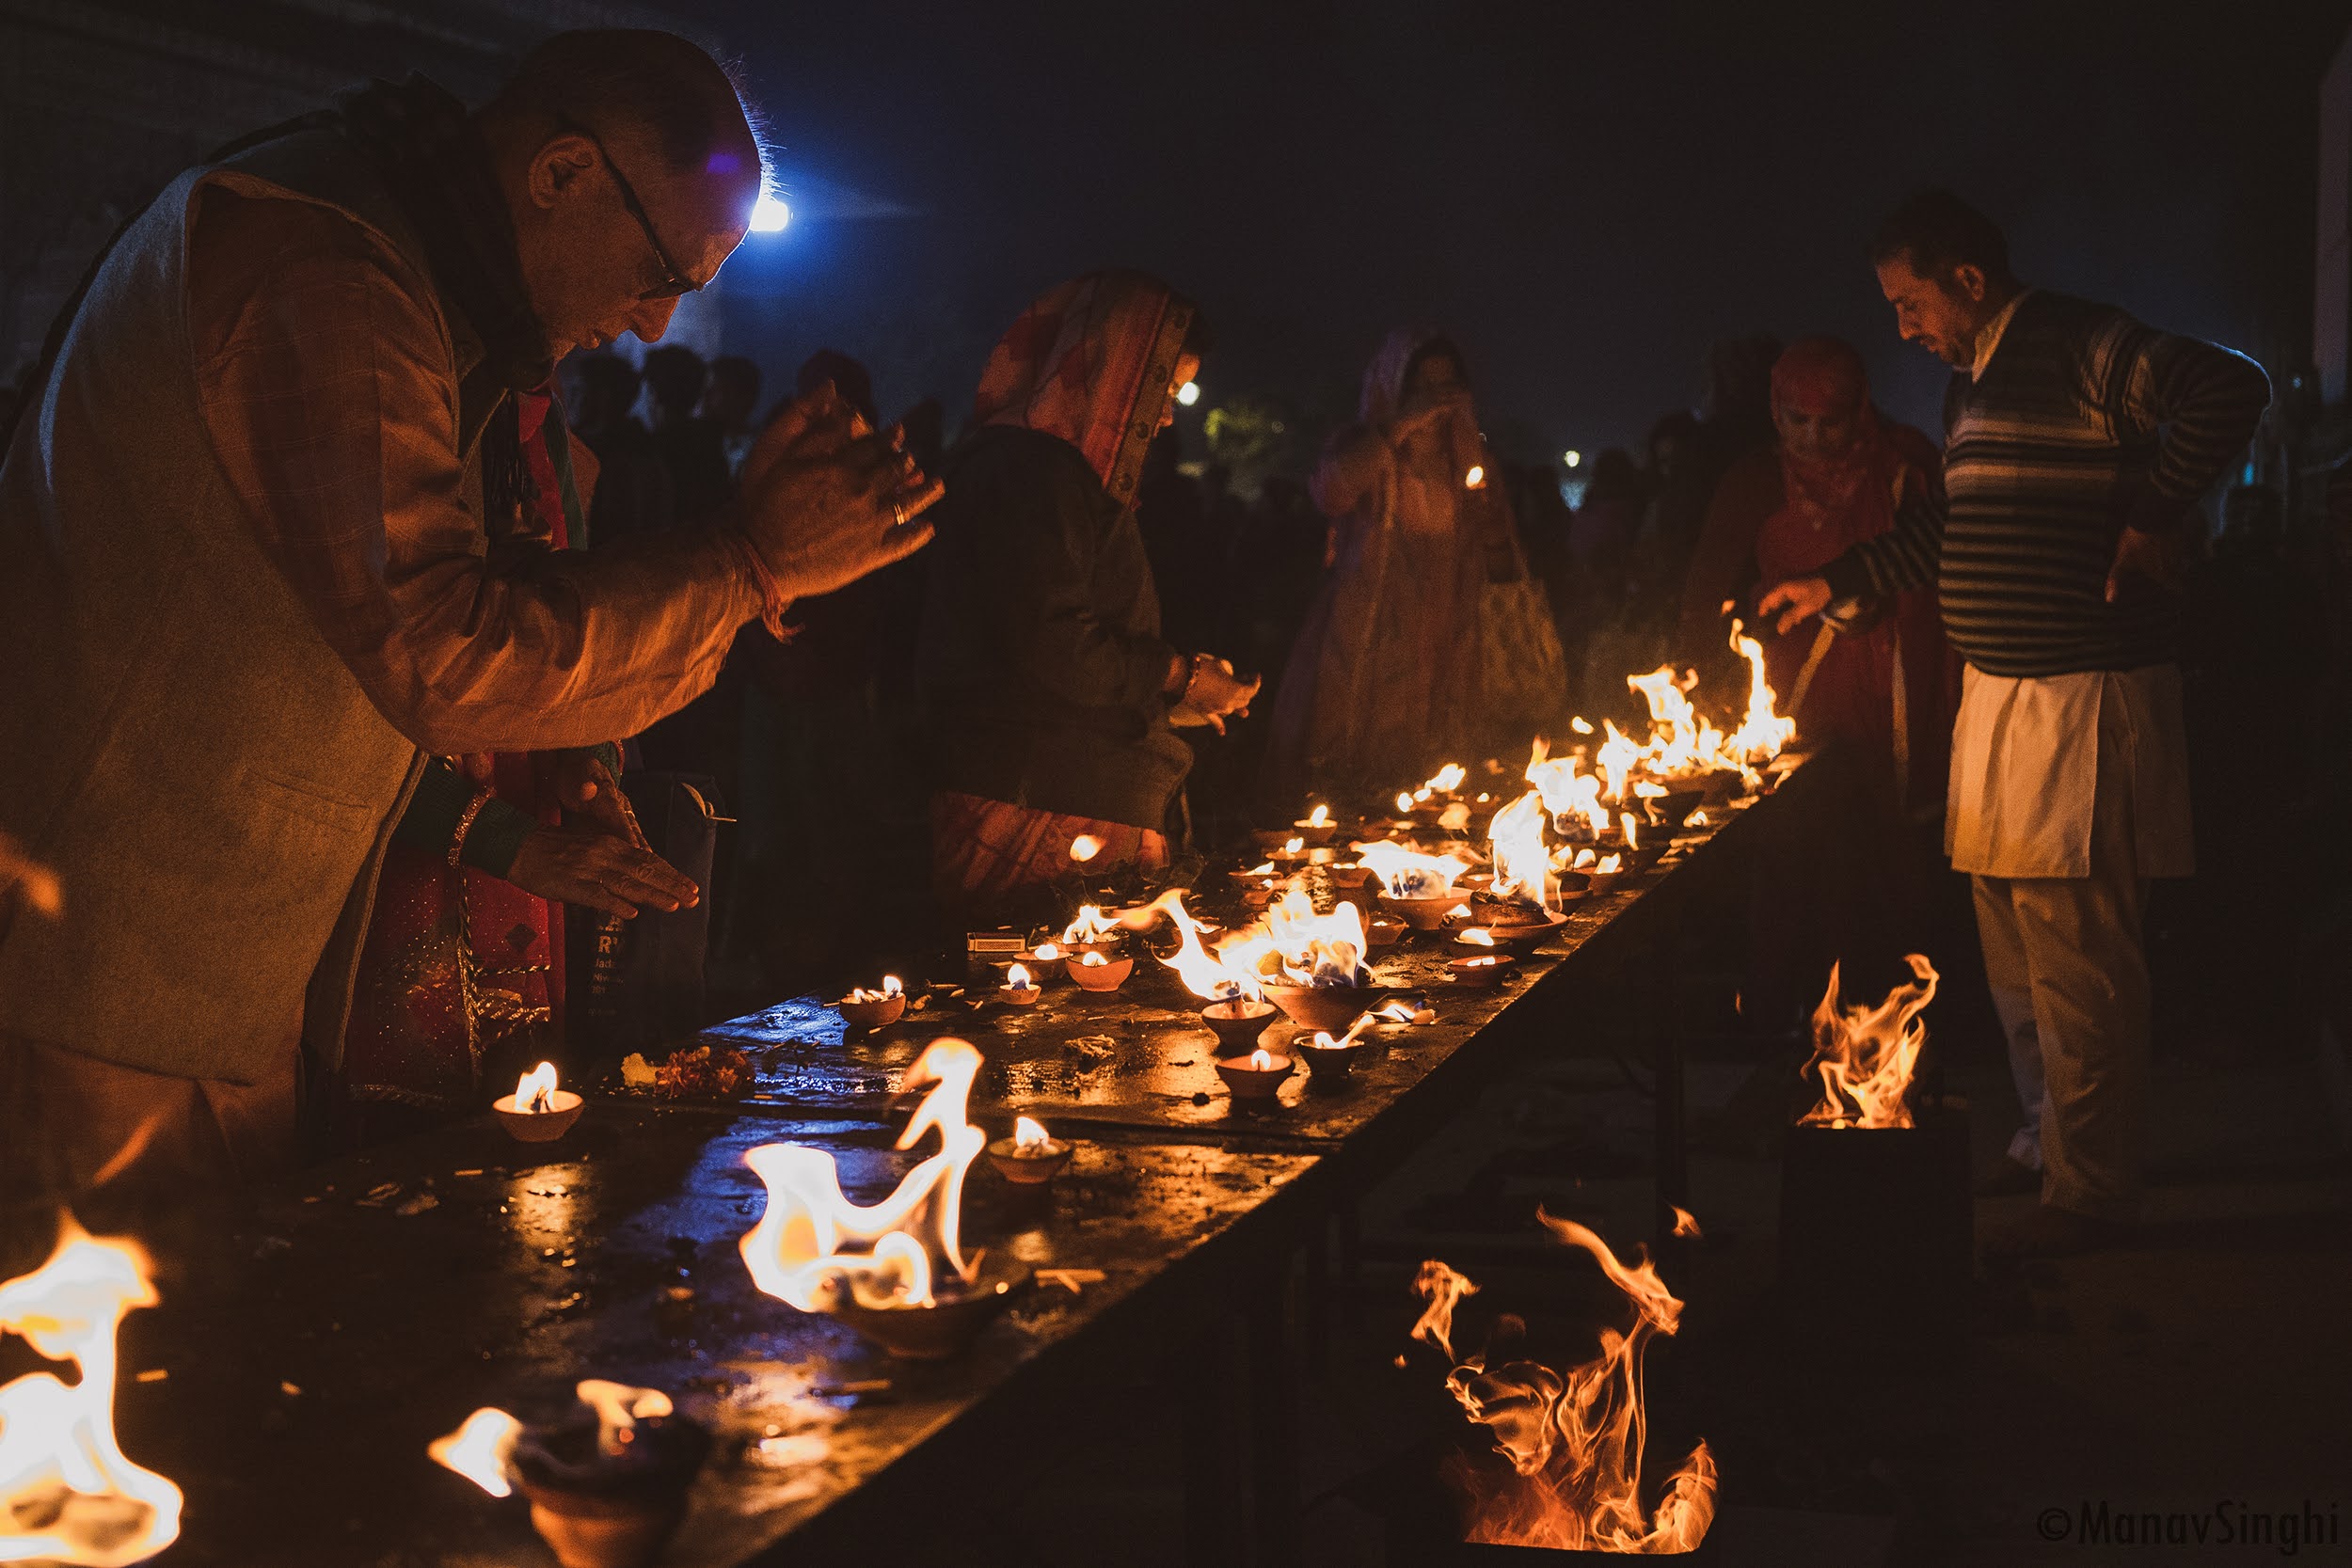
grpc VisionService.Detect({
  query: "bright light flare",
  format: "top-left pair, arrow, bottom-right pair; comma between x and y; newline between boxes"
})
1175,381 -> 1201,407
748,193 -> 791,232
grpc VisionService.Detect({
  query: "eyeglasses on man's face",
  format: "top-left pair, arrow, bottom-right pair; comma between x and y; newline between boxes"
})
555,114 -> 701,301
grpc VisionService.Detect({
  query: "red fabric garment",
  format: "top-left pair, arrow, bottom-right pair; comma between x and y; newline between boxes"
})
972,271 -> 1195,511
930,791 -> 1168,903
342,388 -> 572,1111
1752,340 -> 1958,809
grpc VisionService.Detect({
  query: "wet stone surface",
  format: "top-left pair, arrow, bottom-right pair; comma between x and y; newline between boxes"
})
119,1107 -> 1313,1567
109,795 -> 1782,1564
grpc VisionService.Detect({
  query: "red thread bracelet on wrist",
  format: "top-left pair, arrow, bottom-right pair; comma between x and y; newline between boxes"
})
728,532 -> 791,639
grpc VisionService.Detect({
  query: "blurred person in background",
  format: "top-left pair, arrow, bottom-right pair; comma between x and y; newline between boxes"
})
563,350 -> 673,545
1265,330 -> 1512,800
643,342 -> 733,524
702,353 -> 762,476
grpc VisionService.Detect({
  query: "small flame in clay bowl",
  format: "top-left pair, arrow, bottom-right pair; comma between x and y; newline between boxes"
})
1293,1022 -> 1374,1081
1015,941 -> 1069,981
1067,950 -> 1134,992
1447,952 -> 1518,988
494,1061 -> 584,1142
1216,1046 -> 1295,1102
838,975 -> 907,1029
986,1115 -> 1073,1185
998,963 -> 1042,1007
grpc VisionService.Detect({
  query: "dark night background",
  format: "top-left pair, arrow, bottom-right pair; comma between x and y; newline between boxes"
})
680,0 -> 2347,464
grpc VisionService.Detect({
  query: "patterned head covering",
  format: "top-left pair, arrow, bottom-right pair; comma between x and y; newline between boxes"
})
972,270 -> 1195,509
1770,336 -> 1895,525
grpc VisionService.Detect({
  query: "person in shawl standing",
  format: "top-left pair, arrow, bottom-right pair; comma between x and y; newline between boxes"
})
1263,332 -> 1512,804
0,30 -> 940,1201
1681,336 -> 1957,812
920,271 -> 1254,906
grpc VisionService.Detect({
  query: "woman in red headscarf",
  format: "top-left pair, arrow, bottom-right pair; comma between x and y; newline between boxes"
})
1681,336 -> 1955,810
919,271 -> 1254,904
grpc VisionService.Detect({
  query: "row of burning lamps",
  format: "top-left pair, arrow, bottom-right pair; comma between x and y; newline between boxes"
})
0,626 -> 1943,1563
0,945 -> 1930,1564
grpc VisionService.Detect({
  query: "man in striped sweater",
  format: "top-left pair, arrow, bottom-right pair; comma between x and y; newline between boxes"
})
1762,191 -> 2270,1257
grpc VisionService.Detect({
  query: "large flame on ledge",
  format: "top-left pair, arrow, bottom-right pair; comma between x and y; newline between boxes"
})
1486,790 -> 1553,911
740,1039 -> 987,1311
1797,955 -> 1938,1130
1356,842 -> 1470,899
0,1219 -> 183,1567
1408,1213 -> 1714,1553
1130,889 -> 1263,1002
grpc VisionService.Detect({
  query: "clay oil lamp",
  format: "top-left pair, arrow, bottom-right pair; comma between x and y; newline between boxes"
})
1292,802 -> 1340,847
1365,912 -> 1408,950
1294,1018 -> 1374,1082
1459,904 -> 1569,951
986,1115 -> 1073,1186
1067,949 -> 1133,992
1201,992 -> 1278,1051
1216,1044 -> 1295,1102
1584,850 -> 1629,895
837,974 -> 907,1030
1359,842 -> 1471,931
431,1380 -> 710,1568
1447,951 -> 1518,989
494,1061 -> 584,1143
1014,940 -> 1070,982
997,962 -> 1042,1008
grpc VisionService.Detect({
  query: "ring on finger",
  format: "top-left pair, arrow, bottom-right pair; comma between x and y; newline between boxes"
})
891,500 -> 906,529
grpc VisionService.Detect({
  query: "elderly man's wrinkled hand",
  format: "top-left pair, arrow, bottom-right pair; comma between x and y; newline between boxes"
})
740,393 -> 942,601
502,822 -> 699,920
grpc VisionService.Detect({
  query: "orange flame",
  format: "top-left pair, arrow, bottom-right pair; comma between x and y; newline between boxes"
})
514,1060 -> 559,1114
1724,618 -> 1796,763
1013,1116 -> 1050,1150
1670,1206 -> 1702,1239
1062,906 -> 1118,944
0,1218 -> 183,1565
1407,1214 -> 1714,1552
575,1379 -> 673,1458
1357,842 -> 1470,898
1069,834 -> 1104,863
1525,741 -> 1612,836
846,974 -> 903,1004
1247,1048 -> 1278,1070
428,1407 -> 522,1497
1306,803 -> 1332,828
1486,790 -> 1552,911
1132,890 -> 1263,1001
739,1038 -> 987,1311
1797,956 -> 1938,1129
1006,963 -> 1034,991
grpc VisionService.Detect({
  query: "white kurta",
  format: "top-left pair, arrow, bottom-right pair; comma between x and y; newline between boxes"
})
1944,663 -> 2194,879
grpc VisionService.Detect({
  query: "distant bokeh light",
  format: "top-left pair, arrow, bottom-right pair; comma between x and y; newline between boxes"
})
1175,380 -> 1200,407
